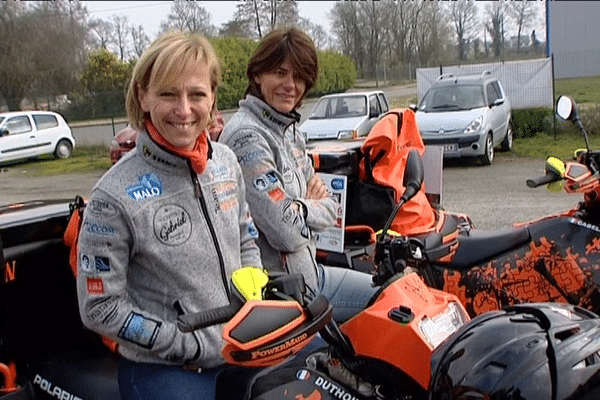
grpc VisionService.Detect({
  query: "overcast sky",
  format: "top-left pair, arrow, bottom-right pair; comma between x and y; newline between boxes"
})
83,1 -> 337,38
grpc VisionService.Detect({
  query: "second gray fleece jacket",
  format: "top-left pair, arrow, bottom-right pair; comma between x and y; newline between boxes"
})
219,95 -> 338,291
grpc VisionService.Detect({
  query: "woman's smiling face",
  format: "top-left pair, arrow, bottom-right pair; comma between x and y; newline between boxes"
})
254,59 -> 306,114
138,62 -> 214,150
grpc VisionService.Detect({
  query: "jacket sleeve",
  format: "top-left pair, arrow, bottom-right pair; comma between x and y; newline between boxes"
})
296,132 -> 338,231
233,153 -> 263,268
224,128 -> 334,253
76,189 -> 211,367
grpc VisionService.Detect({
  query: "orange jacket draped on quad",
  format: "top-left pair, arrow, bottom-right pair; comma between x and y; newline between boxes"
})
359,108 -> 436,236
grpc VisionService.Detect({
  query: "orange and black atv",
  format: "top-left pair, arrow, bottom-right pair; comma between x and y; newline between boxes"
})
309,97 -> 600,319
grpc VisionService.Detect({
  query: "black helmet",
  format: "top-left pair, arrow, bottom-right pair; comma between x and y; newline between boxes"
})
429,303 -> 600,400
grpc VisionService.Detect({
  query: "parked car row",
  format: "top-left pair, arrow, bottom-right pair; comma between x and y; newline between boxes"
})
3,73 -> 511,167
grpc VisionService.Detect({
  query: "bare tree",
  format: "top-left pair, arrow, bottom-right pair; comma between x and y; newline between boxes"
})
300,20 -> 329,50
330,2 -> 365,73
415,2 -> 450,67
231,0 -> 300,39
230,1 -> 262,39
220,18 -> 254,38
89,18 -> 114,50
0,1 -> 32,109
160,0 -> 215,36
358,0 -> 389,85
131,24 -> 150,59
270,0 -> 300,29
450,0 -> 478,60
31,1 -> 89,94
112,15 -> 130,61
484,2 -> 506,58
507,0 -> 539,52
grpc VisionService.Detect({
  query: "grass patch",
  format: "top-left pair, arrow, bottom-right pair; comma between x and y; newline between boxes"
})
555,76 -> 600,104
3,146 -> 111,177
511,131 -> 599,160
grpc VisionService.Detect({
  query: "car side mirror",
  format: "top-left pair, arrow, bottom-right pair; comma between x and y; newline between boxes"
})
0,129 -> 7,137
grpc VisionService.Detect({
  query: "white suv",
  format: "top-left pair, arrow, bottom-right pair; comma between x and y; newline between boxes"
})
0,111 -> 75,164
415,71 -> 512,165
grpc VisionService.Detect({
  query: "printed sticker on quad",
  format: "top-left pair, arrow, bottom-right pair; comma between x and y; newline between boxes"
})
254,368 -> 364,400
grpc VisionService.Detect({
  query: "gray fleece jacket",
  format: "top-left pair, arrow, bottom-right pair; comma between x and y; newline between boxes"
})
219,95 -> 338,291
77,128 -> 261,368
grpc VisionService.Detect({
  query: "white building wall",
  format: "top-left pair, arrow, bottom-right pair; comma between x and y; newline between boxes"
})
550,1 -> 600,78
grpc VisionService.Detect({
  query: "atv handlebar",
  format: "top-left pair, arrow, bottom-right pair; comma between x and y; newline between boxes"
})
177,302 -> 241,332
526,172 -> 561,188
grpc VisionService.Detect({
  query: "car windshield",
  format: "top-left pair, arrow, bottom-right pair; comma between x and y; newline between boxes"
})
419,85 -> 485,112
309,95 -> 367,119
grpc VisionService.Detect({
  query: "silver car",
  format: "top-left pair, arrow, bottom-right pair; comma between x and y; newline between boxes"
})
416,71 -> 512,165
300,91 -> 389,141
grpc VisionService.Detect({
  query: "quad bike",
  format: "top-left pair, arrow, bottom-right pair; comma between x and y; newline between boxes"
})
310,96 -> 600,318
0,151 -> 470,399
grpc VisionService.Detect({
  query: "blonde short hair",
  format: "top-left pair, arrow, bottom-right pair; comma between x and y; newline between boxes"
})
126,31 -> 222,129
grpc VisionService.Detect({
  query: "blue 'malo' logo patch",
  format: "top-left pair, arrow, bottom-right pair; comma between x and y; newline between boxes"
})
126,173 -> 163,201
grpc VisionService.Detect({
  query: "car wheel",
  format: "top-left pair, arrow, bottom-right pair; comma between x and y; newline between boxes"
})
54,139 -> 73,159
479,133 -> 494,165
500,121 -> 513,152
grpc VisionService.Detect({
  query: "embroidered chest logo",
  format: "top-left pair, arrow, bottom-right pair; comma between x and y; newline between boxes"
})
88,199 -> 118,218
211,182 -> 238,212
126,173 -> 163,201
153,204 -> 192,246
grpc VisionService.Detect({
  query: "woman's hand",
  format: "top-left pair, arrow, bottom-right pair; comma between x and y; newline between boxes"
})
306,175 -> 329,200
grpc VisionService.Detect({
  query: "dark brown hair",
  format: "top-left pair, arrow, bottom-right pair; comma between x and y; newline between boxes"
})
246,27 -> 318,108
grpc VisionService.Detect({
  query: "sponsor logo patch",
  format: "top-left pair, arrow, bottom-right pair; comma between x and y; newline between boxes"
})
87,277 -> 104,295
126,173 -> 163,201
210,164 -> 231,180
254,176 -> 269,191
331,178 -> 344,190
88,297 -> 119,323
81,254 -> 91,272
119,312 -> 161,349
229,133 -> 259,151
265,171 -> 278,184
248,221 -> 258,238
153,204 -> 192,246
238,150 -> 267,165
83,219 -> 115,236
268,187 -> 286,203
95,256 -> 111,272
88,199 -> 118,217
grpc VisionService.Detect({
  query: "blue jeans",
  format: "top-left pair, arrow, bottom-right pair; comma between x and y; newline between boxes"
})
118,359 -> 257,400
118,341 -> 330,400
317,265 -> 378,324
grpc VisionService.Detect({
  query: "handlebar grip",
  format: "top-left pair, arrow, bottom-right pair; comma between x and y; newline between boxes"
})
177,303 -> 239,332
526,173 -> 560,188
